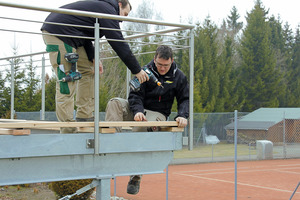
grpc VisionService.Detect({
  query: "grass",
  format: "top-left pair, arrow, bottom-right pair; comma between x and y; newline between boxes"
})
0,184 -> 55,200
174,143 -> 257,159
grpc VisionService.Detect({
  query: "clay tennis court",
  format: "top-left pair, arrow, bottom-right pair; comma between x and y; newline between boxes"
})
110,159 -> 300,200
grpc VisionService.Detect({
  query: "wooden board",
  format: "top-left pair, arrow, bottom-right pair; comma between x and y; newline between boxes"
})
160,127 -> 184,132
77,127 -> 116,134
0,121 -> 179,128
0,128 -> 31,135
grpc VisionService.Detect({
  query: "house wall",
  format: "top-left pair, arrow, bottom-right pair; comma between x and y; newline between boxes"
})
226,119 -> 300,144
226,129 -> 267,144
267,122 -> 283,143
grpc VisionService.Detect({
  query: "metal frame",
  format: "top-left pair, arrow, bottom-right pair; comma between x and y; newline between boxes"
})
0,1 -> 195,150
0,1 -> 195,199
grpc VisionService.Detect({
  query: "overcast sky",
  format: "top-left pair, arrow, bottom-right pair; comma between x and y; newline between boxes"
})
0,0 -> 299,59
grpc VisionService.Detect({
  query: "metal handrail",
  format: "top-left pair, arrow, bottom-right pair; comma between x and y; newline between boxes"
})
0,1 -> 194,29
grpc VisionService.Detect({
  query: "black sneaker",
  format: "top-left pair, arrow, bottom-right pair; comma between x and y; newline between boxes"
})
127,177 -> 141,195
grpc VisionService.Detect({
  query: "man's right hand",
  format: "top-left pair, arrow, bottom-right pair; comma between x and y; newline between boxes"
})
134,112 -> 147,121
135,70 -> 149,83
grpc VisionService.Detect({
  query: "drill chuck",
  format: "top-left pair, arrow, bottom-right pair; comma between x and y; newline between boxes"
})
129,67 -> 163,92
60,72 -> 82,82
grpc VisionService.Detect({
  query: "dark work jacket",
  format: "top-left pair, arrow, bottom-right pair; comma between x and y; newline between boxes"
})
128,60 -> 189,119
41,0 -> 141,74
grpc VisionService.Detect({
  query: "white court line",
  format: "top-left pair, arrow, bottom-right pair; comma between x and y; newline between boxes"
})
173,167 -> 249,174
175,166 -> 300,176
278,164 -> 300,167
174,164 -> 300,175
176,173 -> 298,194
274,169 -> 300,175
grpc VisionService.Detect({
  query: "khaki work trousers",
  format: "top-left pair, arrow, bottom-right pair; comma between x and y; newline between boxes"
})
105,98 -> 166,132
42,31 -> 95,133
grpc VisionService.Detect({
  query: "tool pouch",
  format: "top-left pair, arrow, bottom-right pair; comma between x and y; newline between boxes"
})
46,44 -> 72,94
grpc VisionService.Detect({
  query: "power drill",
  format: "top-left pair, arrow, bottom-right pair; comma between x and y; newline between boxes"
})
60,53 -> 82,82
129,66 -> 163,92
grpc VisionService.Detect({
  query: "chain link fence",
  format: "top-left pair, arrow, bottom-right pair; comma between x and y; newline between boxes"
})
15,110 -> 300,163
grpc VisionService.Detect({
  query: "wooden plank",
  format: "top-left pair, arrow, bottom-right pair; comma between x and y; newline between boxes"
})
77,127 -> 116,134
0,128 -> 31,135
0,121 -> 179,129
160,127 -> 184,132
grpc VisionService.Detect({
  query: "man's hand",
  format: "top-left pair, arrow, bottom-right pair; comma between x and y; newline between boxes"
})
93,59 -> 104,74
176,117 -> 188,128
99,61 -> 103,74
135,70 -> 149,83
134,112 -> 147,121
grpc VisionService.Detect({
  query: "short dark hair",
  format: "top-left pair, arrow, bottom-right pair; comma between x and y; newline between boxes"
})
118,0 -> 132,10
155,45 -> 173,60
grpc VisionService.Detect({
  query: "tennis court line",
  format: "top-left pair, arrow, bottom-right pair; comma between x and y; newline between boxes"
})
175,173 -> 298,193
175,166 -> 300,176
174,164 -> 300,175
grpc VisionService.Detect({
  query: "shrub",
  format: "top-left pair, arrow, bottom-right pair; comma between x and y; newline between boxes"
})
50,179 -> 93,200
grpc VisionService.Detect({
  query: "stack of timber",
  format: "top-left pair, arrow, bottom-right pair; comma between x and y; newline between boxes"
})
0,119 -> 183,134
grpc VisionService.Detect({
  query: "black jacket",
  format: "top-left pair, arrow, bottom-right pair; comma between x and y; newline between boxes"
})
128,60 -> 189,119
41,0 -> 141,74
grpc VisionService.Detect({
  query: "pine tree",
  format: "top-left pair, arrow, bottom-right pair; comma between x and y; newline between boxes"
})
227,6 -> 243,37
23,56 -> 40,111
5,54 -> 26,114
44,75 -> 56,111
287,27 -> 300,106
0,72 -> 7,118
216,6 -> 244,111
191,18 -> 220,112
239,0 -> 283,111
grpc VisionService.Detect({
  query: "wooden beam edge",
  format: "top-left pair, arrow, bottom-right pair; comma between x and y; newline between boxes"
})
0,121 -> 179,128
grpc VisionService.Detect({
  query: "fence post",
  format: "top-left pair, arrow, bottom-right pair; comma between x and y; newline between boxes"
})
234,110 -> 238,200
283,111 -> 287,159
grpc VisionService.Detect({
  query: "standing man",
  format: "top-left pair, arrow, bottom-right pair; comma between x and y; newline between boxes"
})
105,45 -> 189,195
41,0 -> 148,133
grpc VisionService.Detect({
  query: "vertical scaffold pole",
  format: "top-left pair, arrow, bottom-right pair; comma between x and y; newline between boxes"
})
189,28 -> 194,150
41,54 -> 46,120
10,60 -> 14,119
95,179 -> 111,200
94,18 -> 100,155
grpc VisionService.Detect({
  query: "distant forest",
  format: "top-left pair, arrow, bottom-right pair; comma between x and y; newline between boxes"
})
0,0 -> 299,118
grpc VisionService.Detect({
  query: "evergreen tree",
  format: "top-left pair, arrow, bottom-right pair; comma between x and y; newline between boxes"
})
287,27 -> 300,106
5,51 -> 27,114
0,72 -> 7,118
34,73 -> 56,112
226,6 -> 243,37
282,23 -> 296,106
239,0 -> 283,111
216,6 -> 244,111
268,16 -> 289,107
23,56 -> 40,111
44,75 -> 56,111
191,18 -> 220,112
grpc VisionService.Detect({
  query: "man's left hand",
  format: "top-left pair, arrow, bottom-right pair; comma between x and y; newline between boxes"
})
92,59 -> 104,74
176,117 -> 188,128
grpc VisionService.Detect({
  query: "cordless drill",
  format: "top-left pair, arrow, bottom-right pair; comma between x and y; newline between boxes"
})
60,53 -> 82,82
129,66 -> 163,92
